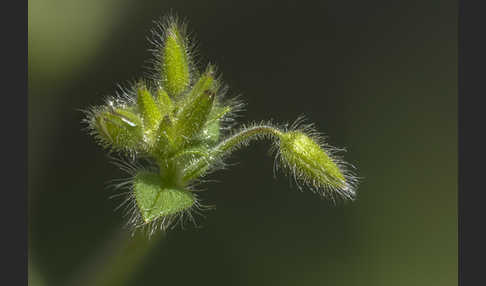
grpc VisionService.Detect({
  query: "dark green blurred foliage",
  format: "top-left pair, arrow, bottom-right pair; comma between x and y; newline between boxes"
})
29,0 -> 457,285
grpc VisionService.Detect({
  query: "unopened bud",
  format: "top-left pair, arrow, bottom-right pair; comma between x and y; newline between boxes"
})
278,131 -> 355,199
91,107 -> 144,152
174,70 -> 217,145
161,22 -> 190,97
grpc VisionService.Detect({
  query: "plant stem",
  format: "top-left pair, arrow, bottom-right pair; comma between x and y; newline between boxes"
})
182,125 -> 282,182
67,230 -> 164,286
215,125 -> 282,154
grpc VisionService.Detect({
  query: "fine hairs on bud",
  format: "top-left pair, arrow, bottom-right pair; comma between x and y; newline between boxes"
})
83,14 -> 360,235
274,119 -> 358,201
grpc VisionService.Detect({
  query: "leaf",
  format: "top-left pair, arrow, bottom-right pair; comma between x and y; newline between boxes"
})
133,172 -> 195,223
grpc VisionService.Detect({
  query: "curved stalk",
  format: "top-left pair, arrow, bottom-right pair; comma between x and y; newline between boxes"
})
182,125 -> 282,183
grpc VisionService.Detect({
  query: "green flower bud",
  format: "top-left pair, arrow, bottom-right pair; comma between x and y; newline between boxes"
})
278,131 -> 356,200
91,106 -> 144,152
161,22 -> 190,97
133,171 -> 196,224
174,70 -> 217,144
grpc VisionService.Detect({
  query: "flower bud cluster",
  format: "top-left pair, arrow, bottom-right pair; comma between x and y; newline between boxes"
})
84,15 -> 358,234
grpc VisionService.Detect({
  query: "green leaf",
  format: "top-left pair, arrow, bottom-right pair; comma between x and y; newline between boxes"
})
133,171 -> 195,223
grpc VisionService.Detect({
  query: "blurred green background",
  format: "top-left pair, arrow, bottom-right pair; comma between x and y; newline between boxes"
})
28,0 -> 457,285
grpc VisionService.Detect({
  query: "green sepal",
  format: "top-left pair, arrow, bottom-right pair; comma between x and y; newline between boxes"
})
199,104 -> 231,145
172,144 -> 211,167
161,23 -> 190,97
174,70 -> 217,145
133,171 -> 195,223
137,83 -> 162,131
156,87 -> 173,118
181,154 -> 213,184
207,105 -> 231,123
199,120 -> 220,145
153,115 -> 174,159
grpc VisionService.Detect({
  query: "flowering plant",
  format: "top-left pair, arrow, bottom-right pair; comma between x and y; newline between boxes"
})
84,15 -> 359,235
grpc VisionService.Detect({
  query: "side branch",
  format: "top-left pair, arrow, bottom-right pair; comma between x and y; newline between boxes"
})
215,125 -> 283,154
182,124 -> 283,183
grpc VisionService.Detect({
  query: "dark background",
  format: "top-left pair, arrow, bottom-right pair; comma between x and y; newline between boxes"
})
28,0 -> 457,285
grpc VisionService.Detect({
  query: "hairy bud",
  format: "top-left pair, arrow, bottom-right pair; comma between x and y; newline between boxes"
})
90,106 -> 144,152
161,21 -> 190,97
174,69 -> 217,145
278,131 -> 356,200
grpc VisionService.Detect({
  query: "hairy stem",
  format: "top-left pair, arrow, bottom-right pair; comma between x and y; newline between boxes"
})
182,125 -> 282,183
216,125 -> 282,153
